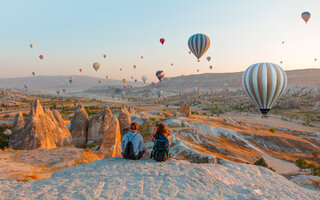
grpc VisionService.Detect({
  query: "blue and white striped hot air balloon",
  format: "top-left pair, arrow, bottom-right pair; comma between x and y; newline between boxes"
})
301,11 -> 311,23
188,33 -> 211,62
242,63 -> 287,116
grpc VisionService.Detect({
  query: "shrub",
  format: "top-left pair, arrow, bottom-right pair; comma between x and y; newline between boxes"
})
295,158 -> 309,169
3,114 -> 10,119
254,157 -> 275,172
269,128 -> 276,133
312,150 -> 319,160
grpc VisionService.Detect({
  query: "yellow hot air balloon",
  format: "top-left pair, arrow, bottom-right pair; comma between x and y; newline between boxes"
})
122,78 -> 126,83
93,63 -> 100,71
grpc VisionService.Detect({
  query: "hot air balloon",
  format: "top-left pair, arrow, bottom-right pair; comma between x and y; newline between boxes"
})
301,11 -> 311,23
280,61 -> 283,64
141,56 -> 144,59
282,41 -> 285,44
315,58 -> 317,62
106,75 -> 108,79
197,69 -> 199,72
131,76 -> 133,80
32,72 -> 35,76
108,85 -> 111,89
79,68 -> 82,72
209,65 -> 213,70
171,63 -> 173,66
121,91 -> 126,96
56,90 -> 60,95
30,44 -> 34,48
98,80 -> 101,84
134,79 -> 138,83
156,70 -> 165,81
70,77 -> 74,81
160,38 -> 165,45
69,79 -> 72,85
24,85 -> 28,90
142,75 -> 147,83
242,62 -> 287,116
103,54 -> 106,58
62,89 -> 66,93
123,86 -> 127,89
122,78 -> 126,83
133,65 -> 136,69
152,82 -> 157,86
188,51 -> 191,54
120,68 -> 122,71
188,33 -> 211,62
93,63 -> 100,71
207,56 -> 211,62
39,55 -> 44,60
157,90 -> 163,97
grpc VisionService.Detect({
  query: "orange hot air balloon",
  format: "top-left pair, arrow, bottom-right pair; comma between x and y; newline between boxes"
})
160,38 -> 165,45
133,65 -> 136,69
39,55 -> 44,60
141,56 -> 144,59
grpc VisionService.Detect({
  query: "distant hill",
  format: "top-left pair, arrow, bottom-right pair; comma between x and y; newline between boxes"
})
150,68 -> 320,89
0,76 -> 144,93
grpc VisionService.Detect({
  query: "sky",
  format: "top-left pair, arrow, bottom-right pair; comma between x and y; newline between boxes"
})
0,0 -> 319,82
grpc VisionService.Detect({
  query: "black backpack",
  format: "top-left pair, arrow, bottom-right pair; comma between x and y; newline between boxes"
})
151,139 -> 169,162
123,134 -> 137,160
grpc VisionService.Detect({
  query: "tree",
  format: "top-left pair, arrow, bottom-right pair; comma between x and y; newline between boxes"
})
295,159 -> 309,169
254,157 -> 275,172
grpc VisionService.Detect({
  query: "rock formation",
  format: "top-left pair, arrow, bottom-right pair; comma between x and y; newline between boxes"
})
70,103 -> 89,146
178,103 -> 191,117
9,99 -> 72,150
99,115 -> 122,157
118,105 -> 131,131
87,106 -> 114,144
128,106 -> 135,113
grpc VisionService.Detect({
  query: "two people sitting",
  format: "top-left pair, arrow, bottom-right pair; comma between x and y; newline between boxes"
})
121,122 -> 171,161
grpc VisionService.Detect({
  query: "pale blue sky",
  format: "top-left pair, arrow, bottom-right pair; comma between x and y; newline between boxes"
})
0,0 -> 319,82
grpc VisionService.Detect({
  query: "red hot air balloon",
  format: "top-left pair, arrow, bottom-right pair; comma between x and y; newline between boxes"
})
133,65 -> 136,69
63,89 -> 66,93
160,38 -> 165,45
39,55 -> 44,60
141,56 -> 144,59
120,68 -> 122,71
79,68 -> 82,72
123,86 -> 127,89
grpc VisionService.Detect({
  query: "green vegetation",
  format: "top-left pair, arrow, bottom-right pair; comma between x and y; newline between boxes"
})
296,158 -> 320,176
268,128 -> 276,133
254,157 -> 275,172
3,114 -> 10,119
312,150 -> 319,160
0,124 -> 12,149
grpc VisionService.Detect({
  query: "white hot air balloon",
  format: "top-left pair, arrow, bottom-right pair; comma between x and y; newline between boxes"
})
142,75 -> 148,83
242,62 -> 287,116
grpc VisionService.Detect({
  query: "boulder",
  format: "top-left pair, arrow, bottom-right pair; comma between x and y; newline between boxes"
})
99,116 -> 122,157
118,105 -> 131,131
70,103 -> 89,146
9,99 -> 72,150
178,103 -> 191,117
87,106 -> 114,144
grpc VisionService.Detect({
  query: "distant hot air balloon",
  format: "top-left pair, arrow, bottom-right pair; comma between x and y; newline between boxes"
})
24,85 -> 28,90
70,77 -> 74,81
156,70 -> 165,81
209,65 -> 213,70
69,79 -> 72,85
32,72 -> 35,76
103,54 -> 106,58
133,65 -> 136,69
122,78 -> 126,83
282,41 -> 285,44
121,91 -> 126,96
79,68 -> 82,72
301,11 -> 311,23
197,69 -> 199,72
171,63 -> 173,66
106,75 -> 108,79
108,85 -> 111,89
188,33 -> 211,62
141,56 -> 144,59
142,75 -> 147,83
123,86 -> 127,89
131,76 -> 133,80
157,90 -> 163,97
120,68 -> 122,71
39,55 -> 44,60
160,38 -> 165,45
56,90 -> 60,95
30,44 -> 34,48
62,89 -> 66,93
280,61 -> 283,64
98,80 -> 101,84
93,63 -> 100,71
207,56 -> 211,62
315,58 -> 317,62
242,62 -> 287,116
152,82 -> 157,86
134,79 -> 138,83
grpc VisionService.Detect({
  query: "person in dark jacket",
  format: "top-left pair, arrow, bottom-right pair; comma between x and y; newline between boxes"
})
150,123 -> 172,161
121,122 -> 145,160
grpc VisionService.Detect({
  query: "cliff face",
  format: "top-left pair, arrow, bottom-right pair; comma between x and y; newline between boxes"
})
118,105 -> 131,131
99,116 -> 122,157
9,99 -> 72,150
178,103 -> 191,117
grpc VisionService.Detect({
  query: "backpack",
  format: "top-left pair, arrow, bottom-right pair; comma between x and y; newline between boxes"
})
151,139 -> 169,162
123,134 -> 137,160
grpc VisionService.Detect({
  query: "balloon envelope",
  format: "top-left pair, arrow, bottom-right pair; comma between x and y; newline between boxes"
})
207,56 -> 211,62
301,11 -> 311,23
39,55 -> 44,60
156,70 -> 165,81
93,63 -> 100,71
160,38 -> 165,45
32,72 -> 35,76
142,75 -> 147,83
79,68 -> 82,72
30,44 -> 34,48
103,54 -> 106,58
122,78 -> 126,83
242,62 -> 287,116
209,65 -> 213,70
188,33 -> 210,62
